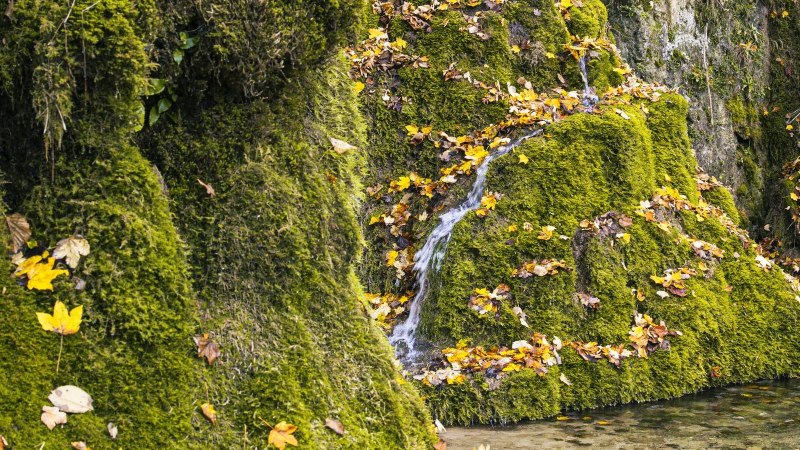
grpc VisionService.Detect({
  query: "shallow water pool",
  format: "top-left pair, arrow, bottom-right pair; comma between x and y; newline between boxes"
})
441,378 -> 800,449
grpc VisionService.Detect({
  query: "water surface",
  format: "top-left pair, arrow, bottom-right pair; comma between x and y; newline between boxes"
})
442,378 -> 800,449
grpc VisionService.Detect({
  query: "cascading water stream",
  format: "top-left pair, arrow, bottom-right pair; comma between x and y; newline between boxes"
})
389,129 -> 543,364
579,54 -> 598,110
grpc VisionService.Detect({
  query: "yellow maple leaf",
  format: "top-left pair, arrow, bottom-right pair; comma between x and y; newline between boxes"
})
26,257 -> 70,291
37,301 -> 83,336
518,153 -> 529,164
12,252 -> 47,278
268,421 -> 299,450
537,225 -> 556,240
353,81 -> 365,94
386,250 -> 399,267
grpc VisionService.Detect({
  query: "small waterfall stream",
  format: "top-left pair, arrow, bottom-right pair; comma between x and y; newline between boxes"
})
579,55 -> 598,109
389,129 -> 543,363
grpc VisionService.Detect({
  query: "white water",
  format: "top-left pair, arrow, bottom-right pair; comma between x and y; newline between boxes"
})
389,129 -> 543,362
579,55 -> 598,109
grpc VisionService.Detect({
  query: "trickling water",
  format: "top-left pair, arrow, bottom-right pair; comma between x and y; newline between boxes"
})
389,129 -> 543,363
579,55 -> 598,110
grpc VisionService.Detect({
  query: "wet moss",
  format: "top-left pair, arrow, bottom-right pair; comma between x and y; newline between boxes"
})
414,95 -> 800,425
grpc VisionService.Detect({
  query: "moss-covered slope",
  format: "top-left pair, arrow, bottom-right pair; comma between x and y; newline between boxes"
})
356,0 -> 800,426
0,0 -> 435,447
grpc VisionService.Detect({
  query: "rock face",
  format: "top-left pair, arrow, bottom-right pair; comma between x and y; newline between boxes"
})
606,0 -> 800,233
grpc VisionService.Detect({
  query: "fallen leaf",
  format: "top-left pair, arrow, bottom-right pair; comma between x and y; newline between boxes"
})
0,435 -> 7,450
37,302 -> 83,336
268,421 -> 299,450
559,373 -> 572,386
556,416 -> 570,421
107,422 -> 118,439
26,257 -> 70,291
329,137 -> 357,154
518,153 -> 529,164
615,108 -> 630,120
71,442 -> 89,450
353,81 -> 365,94
41,405 -> 67,430
325,418 -> 344,435
596,420 -> 610,425
193,333 -> 220,365
434,419 -> 447,433
197,179 -> 216,197
434,440 -> 447,450
201,403 -> 217,425
52,235 -> 90,269
5,213 -> 30,253
48,385 -> 94,413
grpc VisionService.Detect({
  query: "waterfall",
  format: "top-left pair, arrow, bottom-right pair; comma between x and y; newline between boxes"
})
389,129 -> 543,363
579,54 -> 598,110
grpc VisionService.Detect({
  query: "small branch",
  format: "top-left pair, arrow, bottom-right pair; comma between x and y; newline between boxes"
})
56,334 -> 64,373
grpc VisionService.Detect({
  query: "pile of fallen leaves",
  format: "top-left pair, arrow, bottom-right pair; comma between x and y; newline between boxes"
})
365,292 -> 413,329
512,259 -> 569,278
415,333 -> 563,386
468,284 -> 510,316
649,267 -> 697,298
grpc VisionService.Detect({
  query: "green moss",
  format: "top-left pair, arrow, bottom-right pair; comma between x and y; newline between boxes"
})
141,57 -> 436,448
0,145 -> 203,447
566,0 -> 609,39
412,95 -> 800,425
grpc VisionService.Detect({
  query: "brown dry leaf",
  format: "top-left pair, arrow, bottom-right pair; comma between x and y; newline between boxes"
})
268,421 -> 299,450
434,440 -> 447,450
194,333 -> 220,365
329,137 -> 357,154
41,405 -> 67,430
0,435 -> 7,450
325,417 -> 344,436
197,179 -> 216,197
201,403 -> 217,425
5,213 -> 30,253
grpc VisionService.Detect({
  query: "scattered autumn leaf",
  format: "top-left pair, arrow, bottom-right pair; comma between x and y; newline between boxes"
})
325,418 -> 344,436
38,302 -> 83,336
194,333 -> 220,365
49,385 -> 94,413
268,421 -> 299,450
434,440 -> 447,450
537,225 -> 556,240
41,405 -> 67,430
26,257 -> 70,291
0,435 -> 7,450
329,137 -> 357,154
201,403 -> 217,425
559,373 -> 572,385
52,235 -> 90,269
5,213 -> 30,253
518,153 -> 529,164
71,442 -> 89,450
197,179 -> 216,197
108,422 -> 118,439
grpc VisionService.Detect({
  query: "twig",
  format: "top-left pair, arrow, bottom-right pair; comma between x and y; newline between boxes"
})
56,334 -> 64,373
